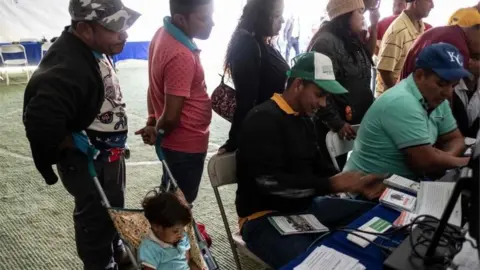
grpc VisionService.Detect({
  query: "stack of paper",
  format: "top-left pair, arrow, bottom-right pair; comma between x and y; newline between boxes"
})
294,246 -> 365,270
379,188 -> 417,212
393,211 -> 419,227
268,214 -> 329,235
416,182 -> 462,227
383,174 -> 420,195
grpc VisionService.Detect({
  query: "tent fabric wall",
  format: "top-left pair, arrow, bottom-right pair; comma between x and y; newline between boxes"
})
0,0 -> 69,42
1,0 -> 478,64
0,0 -> 169,43
0,0 -> 166,64
2,0 -> 480,42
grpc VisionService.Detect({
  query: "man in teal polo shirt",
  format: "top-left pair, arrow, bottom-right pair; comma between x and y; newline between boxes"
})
345,43 -> 471,180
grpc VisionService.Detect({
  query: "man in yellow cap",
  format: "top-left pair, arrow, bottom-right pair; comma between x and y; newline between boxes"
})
448,2 -> 480,27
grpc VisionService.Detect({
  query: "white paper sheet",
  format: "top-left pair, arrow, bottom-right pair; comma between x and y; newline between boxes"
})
294,246 -> 365,270
416,182 -> 461,227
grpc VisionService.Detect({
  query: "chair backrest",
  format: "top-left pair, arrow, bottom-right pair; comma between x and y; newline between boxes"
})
207,152 -> 237,188
0,44 -> 26,54
325,124 -> 360,171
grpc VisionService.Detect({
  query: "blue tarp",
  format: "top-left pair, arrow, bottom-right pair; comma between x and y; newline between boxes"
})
0,41 -> 149,65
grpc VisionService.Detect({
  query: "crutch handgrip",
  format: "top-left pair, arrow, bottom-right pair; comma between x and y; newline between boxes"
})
72,131 -> 99,178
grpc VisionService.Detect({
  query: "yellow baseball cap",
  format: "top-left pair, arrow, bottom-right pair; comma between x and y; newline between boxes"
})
448,7 -> 480,27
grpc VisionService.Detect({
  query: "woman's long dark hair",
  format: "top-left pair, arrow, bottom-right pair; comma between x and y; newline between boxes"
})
223,0 -> 280,73
307,12 -> 372,63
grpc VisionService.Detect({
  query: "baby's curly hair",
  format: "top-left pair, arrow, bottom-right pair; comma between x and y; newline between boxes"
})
142,192 -> 192,228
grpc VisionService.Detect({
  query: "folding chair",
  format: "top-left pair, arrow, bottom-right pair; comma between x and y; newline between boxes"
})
0,44 -> 30,85
207,153 -> 271,270
325,124 -> 360,171
41,42 -> 52,58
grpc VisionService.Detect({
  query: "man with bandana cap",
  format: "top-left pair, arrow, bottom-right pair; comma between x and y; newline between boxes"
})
23,0 -> 140,269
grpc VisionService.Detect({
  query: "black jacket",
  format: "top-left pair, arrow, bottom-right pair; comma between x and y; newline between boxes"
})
23,27 -> 104,185
236,99 -> 337,217
311,31 -> 374,129
452,91 -> 480,138
222,31 -> 289,152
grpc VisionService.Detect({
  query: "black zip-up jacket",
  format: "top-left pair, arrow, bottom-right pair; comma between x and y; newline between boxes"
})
235,99 -> 337,217
310,31 -> 374,130
23,27 -> 104,185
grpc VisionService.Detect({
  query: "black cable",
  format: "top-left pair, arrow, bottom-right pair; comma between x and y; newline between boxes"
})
406,215 -> 465,267
306,225 -> 405,253
340,230 -> 396,257
342,226 -> 409,238
339,228 -> 402,245
306,230 -> 335,251
306,215 -> 470,267
465,238 -> 478,249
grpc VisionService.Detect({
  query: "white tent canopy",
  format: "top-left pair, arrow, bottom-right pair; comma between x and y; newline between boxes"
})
0,0 -> 172,43
0,0 -> 478,43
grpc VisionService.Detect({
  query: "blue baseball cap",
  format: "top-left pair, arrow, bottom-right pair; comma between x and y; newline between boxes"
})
415,43 -> 472,81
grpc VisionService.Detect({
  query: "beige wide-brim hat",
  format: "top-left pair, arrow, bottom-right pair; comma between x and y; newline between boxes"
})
327,0 -> 365,20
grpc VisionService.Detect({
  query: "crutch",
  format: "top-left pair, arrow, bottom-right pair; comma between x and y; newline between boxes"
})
155,130 -> 219,270
72,132 -> 140,269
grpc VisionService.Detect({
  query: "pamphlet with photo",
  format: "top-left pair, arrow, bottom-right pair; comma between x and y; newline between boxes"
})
379,188 -> 416,212
268,214 -> 329,235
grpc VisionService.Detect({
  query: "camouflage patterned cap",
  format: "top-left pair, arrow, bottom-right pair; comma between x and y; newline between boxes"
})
69,0 -> 141,32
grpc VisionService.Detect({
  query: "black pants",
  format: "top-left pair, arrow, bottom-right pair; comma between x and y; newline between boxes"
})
57,149 -> 125,270
160,147 -> 207,204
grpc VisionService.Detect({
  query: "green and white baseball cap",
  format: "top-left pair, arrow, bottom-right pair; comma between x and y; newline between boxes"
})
287,52 -> 348,95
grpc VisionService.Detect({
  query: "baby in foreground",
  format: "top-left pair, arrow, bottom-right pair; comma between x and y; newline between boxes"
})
138,192 -> 200,270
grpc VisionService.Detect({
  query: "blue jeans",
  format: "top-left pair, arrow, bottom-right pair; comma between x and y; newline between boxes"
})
161,147 -> 206,203
241,197 -> 375,269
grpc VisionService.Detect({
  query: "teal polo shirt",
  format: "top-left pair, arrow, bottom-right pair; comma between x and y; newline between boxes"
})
344,74 -> 457,179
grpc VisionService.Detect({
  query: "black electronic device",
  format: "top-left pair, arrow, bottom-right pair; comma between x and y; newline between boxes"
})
384,131 -> 480,269
468,132 -> 480,258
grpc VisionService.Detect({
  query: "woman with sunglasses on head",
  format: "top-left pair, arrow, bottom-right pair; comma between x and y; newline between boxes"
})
218,0 -> 289,154
307,0 -> 380,170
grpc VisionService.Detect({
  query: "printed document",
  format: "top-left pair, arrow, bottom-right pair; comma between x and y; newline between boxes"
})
416,182 -> 461,227
294,246 -> 365,270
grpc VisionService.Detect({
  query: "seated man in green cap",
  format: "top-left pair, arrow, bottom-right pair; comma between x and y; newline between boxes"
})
235,52 -> 386,268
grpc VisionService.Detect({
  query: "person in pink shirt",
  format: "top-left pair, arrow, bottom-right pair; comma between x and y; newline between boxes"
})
136,0 -> 214,203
